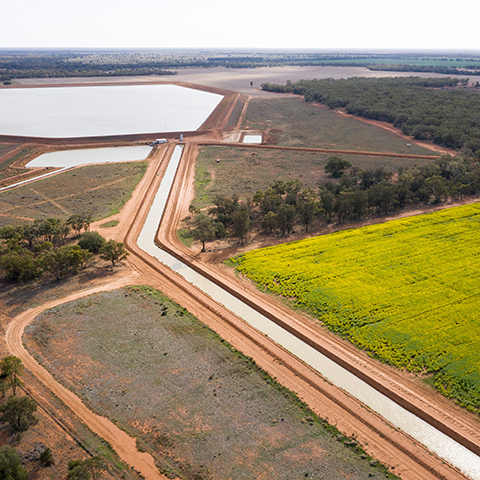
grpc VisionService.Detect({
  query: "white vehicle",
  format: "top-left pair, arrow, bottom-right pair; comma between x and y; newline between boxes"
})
150,138 -> 168,145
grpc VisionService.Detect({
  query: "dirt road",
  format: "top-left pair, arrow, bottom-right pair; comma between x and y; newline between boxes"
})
5,140 -> 475,480
5,275 -> 165,480
2,79 -> 477,480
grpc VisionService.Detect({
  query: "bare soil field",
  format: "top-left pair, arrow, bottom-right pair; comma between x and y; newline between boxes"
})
0,161 -> 147,227
24,285 -> 396,480
12,65 -> 474,98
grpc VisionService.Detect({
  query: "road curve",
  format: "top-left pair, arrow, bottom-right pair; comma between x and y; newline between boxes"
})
2,141 -> 471,480
5,276 -> 166,480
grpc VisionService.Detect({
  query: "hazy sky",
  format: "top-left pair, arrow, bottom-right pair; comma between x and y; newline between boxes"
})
0,0 -> 478,51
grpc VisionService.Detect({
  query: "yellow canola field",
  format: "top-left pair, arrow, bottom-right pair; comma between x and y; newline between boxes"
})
233,202 -> 480,412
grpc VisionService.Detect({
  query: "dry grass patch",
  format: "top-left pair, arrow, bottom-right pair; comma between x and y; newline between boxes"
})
193,145 -> 433,209
244,97 -> 437,155
0,161 -> 147,227
25,286 -> 396,480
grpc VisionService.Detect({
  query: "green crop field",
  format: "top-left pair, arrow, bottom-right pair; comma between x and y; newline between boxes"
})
233,202 -> 480,413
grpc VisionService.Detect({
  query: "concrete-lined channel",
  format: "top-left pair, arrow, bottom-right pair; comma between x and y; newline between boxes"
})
137,145 -> 480,480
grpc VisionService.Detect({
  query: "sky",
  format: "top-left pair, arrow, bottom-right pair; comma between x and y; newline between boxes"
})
0,0 -> 478,51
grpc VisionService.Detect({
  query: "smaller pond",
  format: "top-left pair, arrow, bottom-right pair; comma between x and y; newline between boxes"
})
26,146 -> 152,168
243,134 -> 262,144
0,146 -> 152,193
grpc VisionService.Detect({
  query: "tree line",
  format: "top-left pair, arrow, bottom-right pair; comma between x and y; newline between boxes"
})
189,151 -> 480,250
261,76 -> 480,154
4,50 -> 480,82
367,64 -> 480,76
0,213 -> 128,283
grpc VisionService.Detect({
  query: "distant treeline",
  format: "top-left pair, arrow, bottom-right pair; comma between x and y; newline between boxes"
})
368,64 -> 480,75
0,60 -> 177,81
3,50 -> 480,81
261,77 -> 480,154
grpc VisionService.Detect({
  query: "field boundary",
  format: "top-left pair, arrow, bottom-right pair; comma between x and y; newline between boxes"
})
197,141 -> 440,160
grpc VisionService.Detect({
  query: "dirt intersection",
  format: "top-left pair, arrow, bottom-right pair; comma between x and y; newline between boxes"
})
2,78 -> 478,480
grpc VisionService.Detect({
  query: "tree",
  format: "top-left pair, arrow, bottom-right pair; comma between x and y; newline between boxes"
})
349,189 -> 369,219
209,194 -> 239,221
320,190 -> 335,222
0,396 -> 38,434
324,155 -> 352,178
192,213 -> 216,252
0,249 -> 40,283
83,456 -> 108,480
67,214 -> 85,237
0,356 -> 24,396
297,189 -> 318,232
35,218 -> 66,244
422,175 -> 449,204
260,190 -> 282,215
0,445 -> 28,480
276,204 -> 296,235
231,206 -> 251,244
334,193 -> 354,224
252,190 -> 264,204
368,182 -> 397,215
39,447 -> 55,467
78,231 -> 106,254
67,212 -> 94,237
67,460 -> 90,480
261,211 -> 278,234
67,456 -> 108,480
0,226 -> 22,241
99,240 -> 129,266
39,245 -> 92,279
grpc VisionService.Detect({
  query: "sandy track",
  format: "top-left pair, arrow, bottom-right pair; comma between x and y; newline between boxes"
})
5,275 -> 165,480
3,138 -> 473,480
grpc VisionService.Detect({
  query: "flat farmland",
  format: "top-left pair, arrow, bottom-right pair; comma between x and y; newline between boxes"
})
0,161 -> 147,227
25,286 -> 394,480
232,202 -> 480,413
193,146 -> 431,209
244,97 -> 437,155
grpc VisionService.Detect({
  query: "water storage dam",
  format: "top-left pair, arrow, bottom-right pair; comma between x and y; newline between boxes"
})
2,80 -> 478,479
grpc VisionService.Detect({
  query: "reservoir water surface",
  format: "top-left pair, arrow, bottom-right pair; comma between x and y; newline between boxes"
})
0,85 -> 222,138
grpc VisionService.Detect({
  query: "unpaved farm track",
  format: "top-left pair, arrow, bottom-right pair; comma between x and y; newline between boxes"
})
1,79 -> 476,479
5,277 -> 166,480
4,140 -> 475,480
200,141 -> 440,160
